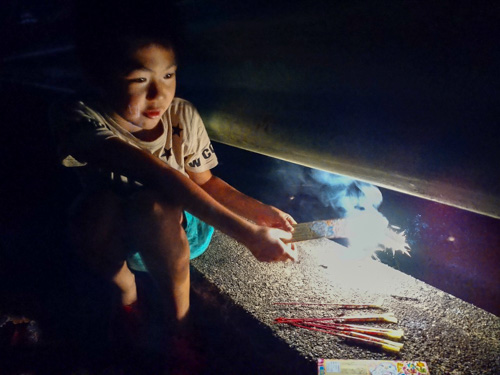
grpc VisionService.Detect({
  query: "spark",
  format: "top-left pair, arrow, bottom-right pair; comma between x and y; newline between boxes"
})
344,209 -> 411,259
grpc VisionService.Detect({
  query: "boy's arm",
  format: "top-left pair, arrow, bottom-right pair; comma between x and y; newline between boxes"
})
187,170 -> 296,231
73,137 -> 295,262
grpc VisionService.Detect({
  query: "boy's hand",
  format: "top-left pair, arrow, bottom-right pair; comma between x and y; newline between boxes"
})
244,225 -> 296,262
254,204 -> 297,232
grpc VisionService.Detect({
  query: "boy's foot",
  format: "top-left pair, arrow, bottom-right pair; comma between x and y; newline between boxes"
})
108,274 -> 151,349
109,299 -> 146,347
0,316 -> 40,347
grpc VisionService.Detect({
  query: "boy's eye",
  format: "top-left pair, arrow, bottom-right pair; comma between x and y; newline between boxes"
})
164,73 -> 175,79
127,78 -> 147,83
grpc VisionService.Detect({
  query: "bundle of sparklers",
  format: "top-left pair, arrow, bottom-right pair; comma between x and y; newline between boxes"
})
274,302 -> 404,353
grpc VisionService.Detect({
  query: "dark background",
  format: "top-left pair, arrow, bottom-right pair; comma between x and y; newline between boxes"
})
0,0 -> 499,372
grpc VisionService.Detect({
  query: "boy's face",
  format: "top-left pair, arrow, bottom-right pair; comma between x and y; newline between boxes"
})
108,44 -> 177,130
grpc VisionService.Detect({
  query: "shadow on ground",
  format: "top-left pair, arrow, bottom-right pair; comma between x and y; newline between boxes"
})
1,201 -> 312,374
1,256 -> 314,374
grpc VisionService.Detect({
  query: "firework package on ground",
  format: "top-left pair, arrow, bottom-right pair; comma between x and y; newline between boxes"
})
318,359 -> 430,374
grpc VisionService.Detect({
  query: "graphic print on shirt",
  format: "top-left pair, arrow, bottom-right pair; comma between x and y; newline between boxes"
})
172,123 -> 182,137
162,147 -> 172,160
187,143 -> 215,168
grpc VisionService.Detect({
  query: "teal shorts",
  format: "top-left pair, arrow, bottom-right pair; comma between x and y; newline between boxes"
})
127,211 -> 214,272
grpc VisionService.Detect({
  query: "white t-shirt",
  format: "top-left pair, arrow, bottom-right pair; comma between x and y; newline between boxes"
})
52,96 -> 218,192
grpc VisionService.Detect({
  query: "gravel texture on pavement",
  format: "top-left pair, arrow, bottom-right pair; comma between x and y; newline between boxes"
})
191,230 -> 500,375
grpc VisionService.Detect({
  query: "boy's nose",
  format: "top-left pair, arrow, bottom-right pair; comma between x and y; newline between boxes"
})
146,81 -> 164,100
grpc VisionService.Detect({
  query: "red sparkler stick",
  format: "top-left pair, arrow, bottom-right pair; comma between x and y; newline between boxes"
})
290,320 -> 404,339
336,323 -> 404,339
273,302 -> 384,309
275,313 -> 397,324
289,322 -> 402,353
288,321 -> 403,340
290,321 -> 403,348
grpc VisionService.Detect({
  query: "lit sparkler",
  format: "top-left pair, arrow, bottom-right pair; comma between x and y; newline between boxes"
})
289,214 -> 410,257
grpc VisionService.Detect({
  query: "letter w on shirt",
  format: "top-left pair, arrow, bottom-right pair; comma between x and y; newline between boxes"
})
188,158 -> 201,168
188,144 -> 215,168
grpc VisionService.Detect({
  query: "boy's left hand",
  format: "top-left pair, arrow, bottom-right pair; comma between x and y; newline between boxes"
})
254,205 -> 296,232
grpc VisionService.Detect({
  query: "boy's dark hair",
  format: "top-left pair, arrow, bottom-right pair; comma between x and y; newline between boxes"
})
74,0 -> 184,86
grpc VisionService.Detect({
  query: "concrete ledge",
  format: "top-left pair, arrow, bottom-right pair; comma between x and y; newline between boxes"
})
192,231 -> 500,374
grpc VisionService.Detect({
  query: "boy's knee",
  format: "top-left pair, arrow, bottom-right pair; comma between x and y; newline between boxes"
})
126,190 -> 190,271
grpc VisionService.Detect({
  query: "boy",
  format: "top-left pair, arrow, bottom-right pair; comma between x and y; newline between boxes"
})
52,0 -> 296,366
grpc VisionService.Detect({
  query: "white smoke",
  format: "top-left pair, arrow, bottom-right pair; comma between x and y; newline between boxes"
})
274,162 -> 410,258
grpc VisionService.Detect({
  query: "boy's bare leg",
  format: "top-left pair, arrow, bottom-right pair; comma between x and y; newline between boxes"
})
112,261 -> 137,306
69,190 -> 137,306
126,190 -> 206,374
70,188 -> 191,323
125,190 -> 191,325
72,189 -> 200,372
